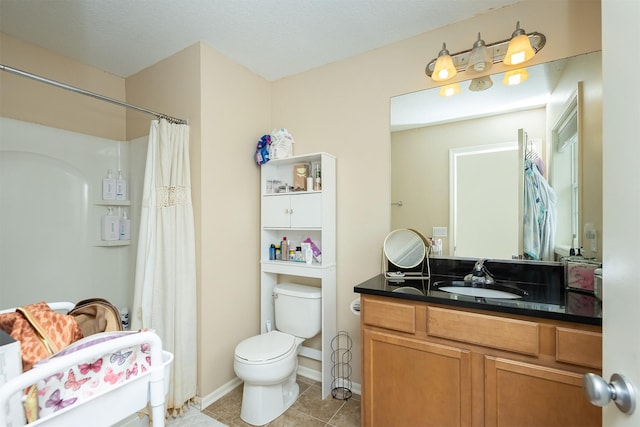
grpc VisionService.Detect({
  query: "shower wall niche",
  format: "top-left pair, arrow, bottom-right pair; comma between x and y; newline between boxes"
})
0,117 -> 147,309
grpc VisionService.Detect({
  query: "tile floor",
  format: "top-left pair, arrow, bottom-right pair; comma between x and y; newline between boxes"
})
203,376 -> 361,427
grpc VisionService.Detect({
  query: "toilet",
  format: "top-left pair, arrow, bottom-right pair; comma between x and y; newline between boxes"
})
233,283 -> 322,426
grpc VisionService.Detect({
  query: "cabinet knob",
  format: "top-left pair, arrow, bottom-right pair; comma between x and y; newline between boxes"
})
583,372 -> 636,414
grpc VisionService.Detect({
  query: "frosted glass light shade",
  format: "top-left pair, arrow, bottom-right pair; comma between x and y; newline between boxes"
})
432,43 -> 457,82
502,68 -> 529,85
504,22 -> 535,65
469,76 -> 493,92
439,83 -> 461,97
466,33 -> 492,74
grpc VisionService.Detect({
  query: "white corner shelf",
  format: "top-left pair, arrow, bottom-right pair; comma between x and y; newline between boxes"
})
94,240 -> 131,247
96,200 -> 131,206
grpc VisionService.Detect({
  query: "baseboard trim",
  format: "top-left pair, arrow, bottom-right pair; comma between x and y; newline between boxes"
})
296,366 -> 361,397
197,377 -> 243,410
197,369 -> 362,410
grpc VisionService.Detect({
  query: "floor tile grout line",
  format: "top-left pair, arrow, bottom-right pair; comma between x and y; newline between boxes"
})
324,399 -> 347,426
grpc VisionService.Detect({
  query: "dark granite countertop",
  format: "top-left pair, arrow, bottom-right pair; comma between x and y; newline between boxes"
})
354,273 -> 602,326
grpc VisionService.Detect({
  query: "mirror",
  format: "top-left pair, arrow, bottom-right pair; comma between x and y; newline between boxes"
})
383,229 -> 428,269
390,51 -> 602,262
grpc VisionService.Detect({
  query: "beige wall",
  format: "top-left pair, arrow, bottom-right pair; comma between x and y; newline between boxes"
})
547,52 -> 603,258
198,44 -> 271,397
271,0 -> 601,385
125,42 -> 272,397
0,33 -> 126,140
391,108 -> 547,256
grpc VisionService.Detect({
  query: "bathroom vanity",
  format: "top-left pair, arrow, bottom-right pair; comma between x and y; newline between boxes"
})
354,262 -> 602,427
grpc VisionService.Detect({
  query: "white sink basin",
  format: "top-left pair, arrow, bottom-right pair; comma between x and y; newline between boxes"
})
438,286 -> 523,299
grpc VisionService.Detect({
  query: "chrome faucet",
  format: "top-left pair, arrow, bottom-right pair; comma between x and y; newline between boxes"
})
464,258 -> 495,285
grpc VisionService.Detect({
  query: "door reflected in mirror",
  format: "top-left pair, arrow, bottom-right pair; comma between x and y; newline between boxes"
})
390,51 -> 602,262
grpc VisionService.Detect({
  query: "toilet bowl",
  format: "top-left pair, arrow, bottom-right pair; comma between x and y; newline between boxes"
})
234,331 -> 304,425
233,283 -> 322,426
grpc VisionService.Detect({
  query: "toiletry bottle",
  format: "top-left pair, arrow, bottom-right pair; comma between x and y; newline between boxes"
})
116,170 -> 127,201
289,248 -> 295,261
275,244 -> 281,260
101,207 -> 119,240
295,246 -> 302,261
119,211 -> 131,240
281,237 -> 288,261
269,244 -> 276,260
102,169 -> 116,200
314,163 -> 322,191
303,243 -> 313,264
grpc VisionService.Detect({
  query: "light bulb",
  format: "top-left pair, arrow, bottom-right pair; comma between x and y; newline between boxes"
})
504,22 -> 535,66
432,43 -> 457,82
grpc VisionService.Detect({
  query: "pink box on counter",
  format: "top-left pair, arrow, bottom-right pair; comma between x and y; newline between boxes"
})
565,260 -> 601,292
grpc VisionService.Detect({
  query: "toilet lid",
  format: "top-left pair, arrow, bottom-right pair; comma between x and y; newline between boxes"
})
235,331 -> 296,362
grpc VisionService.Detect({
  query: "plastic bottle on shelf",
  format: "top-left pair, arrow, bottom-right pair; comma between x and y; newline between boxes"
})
269,244 -> 276,260
101,207 -> 119,240
289,248 -> 295,261
281,237 -> 288,261
102,169 -> 116,200
116,171 -> 127,201
119,211 -> 131,240
314,162 -> 322,191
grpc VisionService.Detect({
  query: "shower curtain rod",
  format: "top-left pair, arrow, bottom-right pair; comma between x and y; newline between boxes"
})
0,64 -> 188,125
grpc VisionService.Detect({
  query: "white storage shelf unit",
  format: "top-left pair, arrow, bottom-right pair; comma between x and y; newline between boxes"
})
260,152 -> 336,399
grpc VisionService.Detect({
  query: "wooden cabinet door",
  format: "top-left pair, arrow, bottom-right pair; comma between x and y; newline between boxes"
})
362,328 -> 472,427
484,356 -> 601,427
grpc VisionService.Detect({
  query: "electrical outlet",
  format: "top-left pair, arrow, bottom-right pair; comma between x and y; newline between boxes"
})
433,226 -> 448,237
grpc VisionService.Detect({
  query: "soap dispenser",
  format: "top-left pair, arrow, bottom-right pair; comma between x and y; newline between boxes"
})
115,171 -> 127,201
119,211 -> 131,240
101,208 -> 119,240
102,169 -> 116,200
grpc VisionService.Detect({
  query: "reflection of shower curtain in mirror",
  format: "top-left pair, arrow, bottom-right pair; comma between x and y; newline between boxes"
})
523,158 -> 557,260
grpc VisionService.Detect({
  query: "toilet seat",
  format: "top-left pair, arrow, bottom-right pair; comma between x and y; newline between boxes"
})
235,331 -> 296,364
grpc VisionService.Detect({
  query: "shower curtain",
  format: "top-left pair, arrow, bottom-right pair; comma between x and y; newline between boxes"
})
131,119 -> 197,415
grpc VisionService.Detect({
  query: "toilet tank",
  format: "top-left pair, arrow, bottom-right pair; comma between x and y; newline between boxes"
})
274,283 -> 322,338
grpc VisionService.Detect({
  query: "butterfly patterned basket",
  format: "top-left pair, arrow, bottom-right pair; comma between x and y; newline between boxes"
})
0,327 -> 172,427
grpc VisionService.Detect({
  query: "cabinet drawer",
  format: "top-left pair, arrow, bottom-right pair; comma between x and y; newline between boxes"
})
556,327 -> 602,369
363,298 -> 416,334
427,307 -> 539,356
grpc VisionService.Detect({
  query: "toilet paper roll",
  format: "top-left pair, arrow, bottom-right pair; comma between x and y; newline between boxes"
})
349,297 -> 361,316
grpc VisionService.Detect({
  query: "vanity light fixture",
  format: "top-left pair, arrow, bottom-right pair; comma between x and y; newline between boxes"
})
466,33 -> 492,74
425,23 -> 545,81
502,68 -> 529,85
439,83 -> 461,97
504,21 -> 535,65
469,75 -> 493,92
431,43 -> 457,82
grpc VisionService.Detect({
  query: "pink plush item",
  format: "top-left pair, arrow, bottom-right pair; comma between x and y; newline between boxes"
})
566,262 -> 598,291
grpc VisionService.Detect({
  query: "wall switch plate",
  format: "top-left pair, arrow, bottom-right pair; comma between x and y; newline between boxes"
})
433,226 -> 448,237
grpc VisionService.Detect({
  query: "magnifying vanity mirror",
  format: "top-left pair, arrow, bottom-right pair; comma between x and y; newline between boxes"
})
390,50 -> 602,263
383,228 -> 430,277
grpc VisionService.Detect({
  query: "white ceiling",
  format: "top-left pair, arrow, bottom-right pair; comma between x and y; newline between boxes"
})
0,0 -> 522,81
